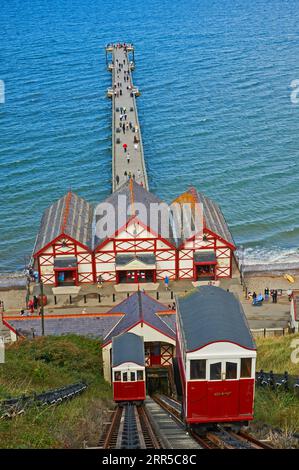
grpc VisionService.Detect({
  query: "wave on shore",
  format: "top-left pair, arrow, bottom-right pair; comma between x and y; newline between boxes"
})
237,247 -> 299,275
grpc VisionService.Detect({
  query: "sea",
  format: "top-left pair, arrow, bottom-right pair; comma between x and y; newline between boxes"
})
1,0 -> 299,272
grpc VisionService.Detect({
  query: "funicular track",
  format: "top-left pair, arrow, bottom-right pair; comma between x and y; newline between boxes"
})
152,394 -> 272,450
99,403 -> 161,449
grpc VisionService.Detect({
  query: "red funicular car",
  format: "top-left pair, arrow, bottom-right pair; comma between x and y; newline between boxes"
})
176,286 -> 256,431
112,332 -> 146,404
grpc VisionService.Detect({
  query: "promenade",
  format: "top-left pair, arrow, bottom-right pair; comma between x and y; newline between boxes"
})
106,43 -> 148,191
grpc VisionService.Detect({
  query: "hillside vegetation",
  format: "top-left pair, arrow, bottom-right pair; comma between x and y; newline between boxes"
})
0,335 -> 112,448
0,333 -> 298,448
253,333 -> 299,436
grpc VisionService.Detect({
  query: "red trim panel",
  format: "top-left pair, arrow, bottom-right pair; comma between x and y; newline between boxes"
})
113,381 -> 146,402
185,379 -> 254,424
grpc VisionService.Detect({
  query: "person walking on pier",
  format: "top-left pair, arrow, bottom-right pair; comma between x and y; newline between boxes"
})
116,175 -> 120,185
127,152 -> 130,164
123,143 -> 127,153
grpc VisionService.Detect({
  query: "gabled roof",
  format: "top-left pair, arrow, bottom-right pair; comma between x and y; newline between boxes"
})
172,187 -> 235,248
5,314 -> 121,339
33,192 -> 94,254
103,291 -> 175,345
177,286 -> 255,352
94,179 -> 176,249
112,332 -> 145,367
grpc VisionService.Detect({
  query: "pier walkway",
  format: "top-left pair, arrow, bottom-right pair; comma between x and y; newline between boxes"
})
106,44 -> 148,191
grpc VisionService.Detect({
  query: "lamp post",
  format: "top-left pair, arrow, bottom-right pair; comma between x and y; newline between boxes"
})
39,280 -> 45,336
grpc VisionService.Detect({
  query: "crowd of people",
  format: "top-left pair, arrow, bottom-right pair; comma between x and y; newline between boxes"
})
20,295 -> 43,316
250,287 -> 280,305
110,46 -> 146,190
24,265 -> 38,283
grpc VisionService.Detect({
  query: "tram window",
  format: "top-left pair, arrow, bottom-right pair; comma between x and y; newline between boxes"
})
130,372 -> 136,382
190,360 -> 206,380
114,371 -> 121,382
226,362 -> 237,379
240,358 -> 252,378
210,362 -> 221,380
122,372 -> 128,382
137,370 -> 144,381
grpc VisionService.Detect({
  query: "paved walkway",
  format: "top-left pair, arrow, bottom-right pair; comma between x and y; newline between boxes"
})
107,44 -> 148,191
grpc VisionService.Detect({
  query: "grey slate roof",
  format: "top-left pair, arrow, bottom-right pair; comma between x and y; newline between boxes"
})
104,291 -> 176,344
94,180 -> 176,248
194,252 -> 216,263
34,192 -> 94,254
158,314 -> 176,332
7,315 -> 121,339
172,188 -> 235,247
112,332 -> 145,367
195,189 -> 235,247
116,254 -> 156,266
177,286 -> 255,351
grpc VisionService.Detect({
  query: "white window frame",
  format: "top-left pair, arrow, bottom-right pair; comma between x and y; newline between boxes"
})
207,358 -> 240,381
240,357 -> 253,379
188,358 -> 207,381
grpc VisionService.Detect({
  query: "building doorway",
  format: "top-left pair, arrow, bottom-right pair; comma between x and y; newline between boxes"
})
117,270 -> 156,283
145,342 -> 161,366
55,268 -> 78,286
195,263 -> 216,281
146,371 -> 169,395
53,257 -> 78,287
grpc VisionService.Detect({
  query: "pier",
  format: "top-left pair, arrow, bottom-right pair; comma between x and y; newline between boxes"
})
106,44 -> 149,191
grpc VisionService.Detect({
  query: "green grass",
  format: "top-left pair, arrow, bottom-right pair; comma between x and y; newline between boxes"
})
1,332 -> 298,447
253,333 -> 299,433
0,335 -> 112,448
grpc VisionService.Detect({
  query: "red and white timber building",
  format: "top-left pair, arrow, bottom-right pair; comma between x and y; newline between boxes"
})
33,192 -> 94,286
94,179 -> 177,284
33,181 -> 236,286
174,188 -> 236,281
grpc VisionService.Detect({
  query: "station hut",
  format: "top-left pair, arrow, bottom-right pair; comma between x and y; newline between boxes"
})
174,188 -> 236,281
94,179 -> 177,284
33,192 -> 94,286
102,291 -> 176,388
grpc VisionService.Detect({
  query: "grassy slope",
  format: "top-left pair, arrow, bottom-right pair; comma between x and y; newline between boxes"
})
0,335 -> 112,448
0,333 -> 298,448
253,333 -> 299,433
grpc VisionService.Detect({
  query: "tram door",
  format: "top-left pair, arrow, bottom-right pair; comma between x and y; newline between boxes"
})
207,360 -> 239,418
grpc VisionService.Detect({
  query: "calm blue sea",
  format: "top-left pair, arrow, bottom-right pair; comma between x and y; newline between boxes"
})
1,0 -> 299,271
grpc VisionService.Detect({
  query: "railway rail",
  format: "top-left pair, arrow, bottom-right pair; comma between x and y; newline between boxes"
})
152,394 -> 272,450
99,403 -> 161,449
